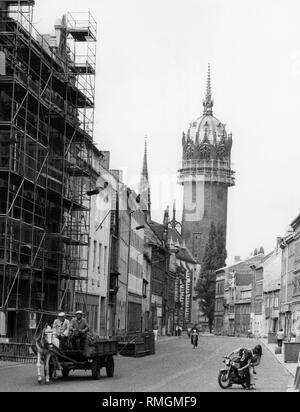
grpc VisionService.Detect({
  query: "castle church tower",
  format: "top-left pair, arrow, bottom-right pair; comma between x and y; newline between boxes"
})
178,65 -> 235,262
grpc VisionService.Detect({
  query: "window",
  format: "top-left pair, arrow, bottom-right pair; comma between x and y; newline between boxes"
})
295,241 -> 300,262
104,246 -> 107,276
93,240 -> 97,271
293,273 -> 300,296
274,294 -> 279,308
98,243 -> 102,274
143,279 -> 148,298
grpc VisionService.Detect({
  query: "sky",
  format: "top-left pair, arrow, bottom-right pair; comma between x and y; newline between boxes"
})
32,0 -> 300,264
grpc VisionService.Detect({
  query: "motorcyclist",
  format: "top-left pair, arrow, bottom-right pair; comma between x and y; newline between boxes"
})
190,325 -> 199,348
237,348 -> 253,390
249,344 -> 263,389
227,347 -> 253,389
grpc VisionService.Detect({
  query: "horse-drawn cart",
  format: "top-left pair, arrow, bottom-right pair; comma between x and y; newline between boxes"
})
49,338 -> 118,380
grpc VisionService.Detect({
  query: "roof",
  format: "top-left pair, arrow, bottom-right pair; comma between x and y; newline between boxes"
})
255,251 -> 275,270
220,253 -> 265,274
291,213 -> 300,230
148,221 -> 165,241
224,254 -> 265,287
148,221 -> 196,264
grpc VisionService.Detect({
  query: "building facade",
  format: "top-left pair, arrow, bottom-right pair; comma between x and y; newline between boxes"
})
251,264 -> 264,338
261,247 -> 281,337
280,214 -> 300,340
214,269 -> 225,334
215,255 -> 265,336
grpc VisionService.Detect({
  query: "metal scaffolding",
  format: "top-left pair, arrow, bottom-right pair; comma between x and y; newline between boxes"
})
0,1 -> 97,340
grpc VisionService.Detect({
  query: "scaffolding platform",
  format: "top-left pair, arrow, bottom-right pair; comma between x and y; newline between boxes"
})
0,2 -> 97,340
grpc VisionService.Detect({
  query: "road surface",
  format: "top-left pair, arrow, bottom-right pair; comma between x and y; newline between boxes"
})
0,335 -> 291,392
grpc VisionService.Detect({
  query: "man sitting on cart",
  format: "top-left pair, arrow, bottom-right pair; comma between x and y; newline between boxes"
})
52,312 -> 70,349
69,310 -> 90,350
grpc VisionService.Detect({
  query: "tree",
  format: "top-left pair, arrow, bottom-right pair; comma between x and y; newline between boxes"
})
259,246 -> 265,254
254,248 -> 258,256
194,223 -> 227,333
216,223 -> 227,268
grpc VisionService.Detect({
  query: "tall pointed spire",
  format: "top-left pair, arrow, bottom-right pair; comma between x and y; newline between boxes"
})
172,200 -> 176,223
142,135 -> 149,180
203,63 -> 213,116
139,135 -> 151,221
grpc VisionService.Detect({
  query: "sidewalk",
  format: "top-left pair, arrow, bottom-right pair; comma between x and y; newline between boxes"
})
0,360 -> 25,368
260,338 -> 299,391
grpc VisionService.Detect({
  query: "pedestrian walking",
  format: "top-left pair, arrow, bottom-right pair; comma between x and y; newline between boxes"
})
276,329 -> 285,348
153,325 -> 158,341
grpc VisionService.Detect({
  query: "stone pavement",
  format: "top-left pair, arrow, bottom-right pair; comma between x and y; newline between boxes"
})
0,335 -> 290,392
260,338 -> 299,391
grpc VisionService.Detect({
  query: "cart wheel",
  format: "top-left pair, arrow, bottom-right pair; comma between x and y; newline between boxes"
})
92,358 -> 101,380
106,356 -> 114,377
62,368 -> 70,378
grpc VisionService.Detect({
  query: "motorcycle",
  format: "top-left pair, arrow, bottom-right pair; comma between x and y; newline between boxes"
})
218,356 -> 248,389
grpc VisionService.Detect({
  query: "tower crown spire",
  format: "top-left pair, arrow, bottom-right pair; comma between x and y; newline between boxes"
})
203,63 -> 213,115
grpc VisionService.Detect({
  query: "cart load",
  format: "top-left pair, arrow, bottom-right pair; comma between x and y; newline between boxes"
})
49,336 -> 118,380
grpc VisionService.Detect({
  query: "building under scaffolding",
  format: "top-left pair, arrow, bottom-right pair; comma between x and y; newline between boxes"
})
0,1 -> 97,340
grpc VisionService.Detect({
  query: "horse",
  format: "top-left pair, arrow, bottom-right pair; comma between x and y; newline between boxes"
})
32,326 -> 61,384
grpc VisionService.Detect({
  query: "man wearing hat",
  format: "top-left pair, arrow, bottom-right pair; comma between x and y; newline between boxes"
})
52,312 -> 70,349
69,310 -> 90,350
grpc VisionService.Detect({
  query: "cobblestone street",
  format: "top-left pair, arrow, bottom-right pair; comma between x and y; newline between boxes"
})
0,336 -> 292,392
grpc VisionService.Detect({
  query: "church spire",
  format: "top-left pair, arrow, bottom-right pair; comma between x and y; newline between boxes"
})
139,135 -> 151,221
142,135 -> 149,180
203,63 -> 213,116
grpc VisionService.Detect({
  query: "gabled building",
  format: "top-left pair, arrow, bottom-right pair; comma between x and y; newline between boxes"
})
215,254 -> 265,336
